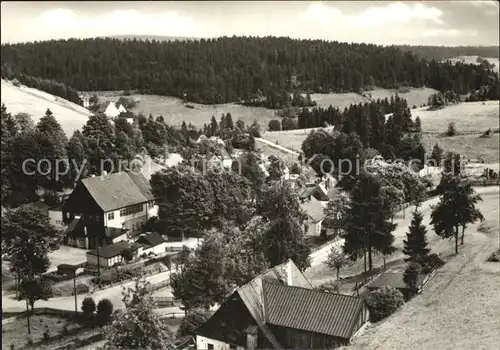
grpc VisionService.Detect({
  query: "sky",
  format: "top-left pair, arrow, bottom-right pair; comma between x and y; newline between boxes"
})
1,1 -> 499,46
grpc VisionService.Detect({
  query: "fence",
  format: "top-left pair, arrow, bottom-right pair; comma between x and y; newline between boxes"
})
2,307 -> 86,325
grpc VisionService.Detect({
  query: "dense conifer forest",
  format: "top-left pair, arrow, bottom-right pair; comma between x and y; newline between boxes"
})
1,37 -> 497,105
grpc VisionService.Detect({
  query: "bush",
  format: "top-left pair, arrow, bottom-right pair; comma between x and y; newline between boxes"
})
365,286 -> 405,322
446,122 -> 457,137
12,78 -> 21,87
176,310 -> 209,338
318,280 -> 341,293
420,253 -> 444,273
97,299 -> 114,326
81,296 -> 96,316
43,329 -> 50,340
487,251 -> 499,262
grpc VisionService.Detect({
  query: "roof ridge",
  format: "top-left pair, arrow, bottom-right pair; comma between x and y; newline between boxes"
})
262,279 -> 362,301
236,259 -> 296,290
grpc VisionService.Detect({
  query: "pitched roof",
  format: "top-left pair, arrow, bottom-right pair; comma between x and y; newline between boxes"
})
369,272 -> 426,290
80,172 -> 152,212
136,232 -> 166,247
299,185 -> 317,199
86,241 -> 129,259
300,197 -> 327,222
235,260 -> 313,349
128,172 -> 155,201
262,281 -> 365,339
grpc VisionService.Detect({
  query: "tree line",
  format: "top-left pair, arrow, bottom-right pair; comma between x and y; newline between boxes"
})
1,37 -> 497,105
396,45 -> 499,61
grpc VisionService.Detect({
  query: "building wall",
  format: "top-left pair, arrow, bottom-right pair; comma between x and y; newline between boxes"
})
271,326 -> 348,349
196,335 -> 243,350
48,209 -> 65,230
86,253 -> 123,268
104,203 -> 148,229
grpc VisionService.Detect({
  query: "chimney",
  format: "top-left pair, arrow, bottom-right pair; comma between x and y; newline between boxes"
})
287,259 -> 293,286
245,325 -> 258,350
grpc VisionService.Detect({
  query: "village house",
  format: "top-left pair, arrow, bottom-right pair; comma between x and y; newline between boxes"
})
85,232 -> 168,267
300,196 -> 327,236
196,259 -> 368,349
135,232 -> 168,256
63,171 -> 158,250
86,240 -> 131,268
78,92 -> 90,109
104,102 -> 127,118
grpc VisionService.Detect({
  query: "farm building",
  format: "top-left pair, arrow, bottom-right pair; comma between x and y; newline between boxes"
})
196,259 -> 368,349
86,241 -> 131,268
135,232 -> 168,256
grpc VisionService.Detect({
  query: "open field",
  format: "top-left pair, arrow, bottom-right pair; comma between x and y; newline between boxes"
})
87,91 -> 278,128
312,87 -> 438,110
341,189 -> 500,350
1,79 -> 91,136
1,314 -> 81,349
414,100 -> 500,134
415,100 -> 500,163
445,56 -> 499,72
260,101 -> 500,162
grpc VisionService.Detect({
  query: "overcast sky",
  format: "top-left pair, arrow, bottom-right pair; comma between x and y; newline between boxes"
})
1,1 -> 499,46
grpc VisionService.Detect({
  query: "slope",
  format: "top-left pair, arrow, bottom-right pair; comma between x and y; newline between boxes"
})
1,79 -> 91,136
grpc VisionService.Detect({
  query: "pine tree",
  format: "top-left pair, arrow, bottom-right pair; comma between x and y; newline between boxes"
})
343,173 -> 397,273
225,113 -> 234,130
209,116 -> 218,137
431,175 -> 483,254
430,143 -> 444,166
402,209 -> 430,263
414,116 -> 422,132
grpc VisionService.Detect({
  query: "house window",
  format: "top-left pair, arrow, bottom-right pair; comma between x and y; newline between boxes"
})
108,212 -> 115,220
207,344 -> 214,350
148,201 -> 155,209
120,204 -> 144,217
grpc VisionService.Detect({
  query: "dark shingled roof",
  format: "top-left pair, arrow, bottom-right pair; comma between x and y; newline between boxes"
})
262,281 -> 365,339
81,172 -> 152,212
136,232 -> 166,247
128,171 -> 155,201
86,241 -> 129,259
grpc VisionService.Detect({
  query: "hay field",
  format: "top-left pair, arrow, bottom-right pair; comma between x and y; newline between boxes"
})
1,79 -> 91,136
344,189 -> 500,350
415,100 -> 500,162
260,127 -> 336,154
445,56 -> 499,72
312,87 -> 438,109
88,91 -> 277,128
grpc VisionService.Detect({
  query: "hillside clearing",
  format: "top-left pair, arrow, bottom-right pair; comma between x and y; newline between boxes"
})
413,100 -> 500,134
444,56 -> 499,72
342,189 -> 500,350
87,91 -> 277,128
261,101 -> 500,162
312,87 -> 438,110
1,79 -> 91,136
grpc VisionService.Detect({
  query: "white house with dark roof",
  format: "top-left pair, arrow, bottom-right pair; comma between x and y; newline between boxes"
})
300,196 -> 327,236
63,171 -> 158,249
104,102 -> 120,118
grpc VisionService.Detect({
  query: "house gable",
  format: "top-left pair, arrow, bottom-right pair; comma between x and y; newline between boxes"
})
197,292 -> 259,348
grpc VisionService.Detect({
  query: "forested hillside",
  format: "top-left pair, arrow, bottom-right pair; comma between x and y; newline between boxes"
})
1,37 -> 496,105
396,45 -> 500,60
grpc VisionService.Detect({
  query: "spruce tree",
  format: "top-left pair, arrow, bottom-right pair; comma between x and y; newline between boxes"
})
403,209 -> 430,263
343,173 -> 396,273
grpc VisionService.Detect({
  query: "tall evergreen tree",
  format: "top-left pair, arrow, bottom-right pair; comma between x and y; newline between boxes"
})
402,209 -> 430,263
343,173 -> 396,273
